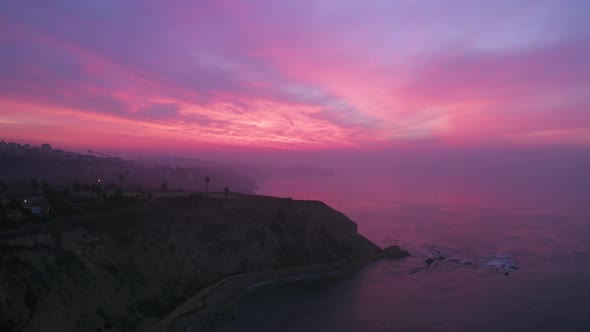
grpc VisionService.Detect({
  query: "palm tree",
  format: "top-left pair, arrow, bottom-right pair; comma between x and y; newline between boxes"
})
204,176 -> 210,193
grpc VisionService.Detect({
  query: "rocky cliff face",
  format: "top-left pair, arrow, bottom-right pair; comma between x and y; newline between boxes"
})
0,196 -> 398,331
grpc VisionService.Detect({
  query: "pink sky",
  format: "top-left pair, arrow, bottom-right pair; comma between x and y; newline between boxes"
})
1,0 -> 589,152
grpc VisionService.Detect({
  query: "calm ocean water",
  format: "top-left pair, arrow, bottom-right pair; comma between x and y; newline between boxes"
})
197,173 -> 590,332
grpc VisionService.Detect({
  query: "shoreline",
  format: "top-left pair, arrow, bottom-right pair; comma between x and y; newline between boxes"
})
148,259 -> 379,332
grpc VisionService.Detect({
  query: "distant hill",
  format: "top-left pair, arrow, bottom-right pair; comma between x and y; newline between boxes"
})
0,141 -> 257,194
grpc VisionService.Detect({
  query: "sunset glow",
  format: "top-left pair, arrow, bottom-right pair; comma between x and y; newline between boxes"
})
1,0 -> 589,151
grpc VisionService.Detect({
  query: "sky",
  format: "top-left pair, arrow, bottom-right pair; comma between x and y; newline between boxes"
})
1,0 -> 590,153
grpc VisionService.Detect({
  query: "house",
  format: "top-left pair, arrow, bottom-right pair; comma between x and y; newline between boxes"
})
23,196 -> 50,216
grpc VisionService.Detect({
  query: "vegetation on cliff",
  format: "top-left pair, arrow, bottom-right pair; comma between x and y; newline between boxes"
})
0,195 -> 406,332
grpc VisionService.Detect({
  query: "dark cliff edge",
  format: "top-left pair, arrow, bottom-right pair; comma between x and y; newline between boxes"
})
0,195 -> 408,332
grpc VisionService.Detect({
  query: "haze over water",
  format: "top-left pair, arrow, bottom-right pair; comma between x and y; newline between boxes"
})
209,154 -> 590,332
258,159 -> 590,248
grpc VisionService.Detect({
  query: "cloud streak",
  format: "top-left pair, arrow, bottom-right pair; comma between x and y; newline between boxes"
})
1,0 -> 589,150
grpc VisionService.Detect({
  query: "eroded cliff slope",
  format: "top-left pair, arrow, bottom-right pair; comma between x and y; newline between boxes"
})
0,196 -> 400,331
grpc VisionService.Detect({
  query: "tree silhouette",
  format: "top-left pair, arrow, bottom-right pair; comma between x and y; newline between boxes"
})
119,175 -> 125,186
90,184 -> 102,198
41,182 -> 50,194
31,179 -> 39,191
224,187 -> 229,199
160,182 -> 168,192
204,176 -> 210,193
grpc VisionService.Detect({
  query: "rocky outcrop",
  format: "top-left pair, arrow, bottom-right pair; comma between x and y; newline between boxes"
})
0,196 -> 403,331
383,244 -> 410,259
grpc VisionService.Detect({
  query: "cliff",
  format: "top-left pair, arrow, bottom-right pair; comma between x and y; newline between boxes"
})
0,195 -> 406,331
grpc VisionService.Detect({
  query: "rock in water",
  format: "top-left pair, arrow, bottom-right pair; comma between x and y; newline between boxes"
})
383,245 -> 410,259
424,257 -> 435,266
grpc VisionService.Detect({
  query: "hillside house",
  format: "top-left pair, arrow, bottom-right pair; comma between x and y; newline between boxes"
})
23,196 -> 50,216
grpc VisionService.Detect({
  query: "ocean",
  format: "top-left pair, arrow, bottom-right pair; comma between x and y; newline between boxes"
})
198,172 -> 590,332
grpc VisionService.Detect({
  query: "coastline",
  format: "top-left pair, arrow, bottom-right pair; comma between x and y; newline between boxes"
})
148,259 -> 378,332
1,195 -> 405,331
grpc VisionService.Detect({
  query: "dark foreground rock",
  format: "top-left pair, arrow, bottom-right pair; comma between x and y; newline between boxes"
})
0,195 -> 406,331
383,245 -> 410,259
